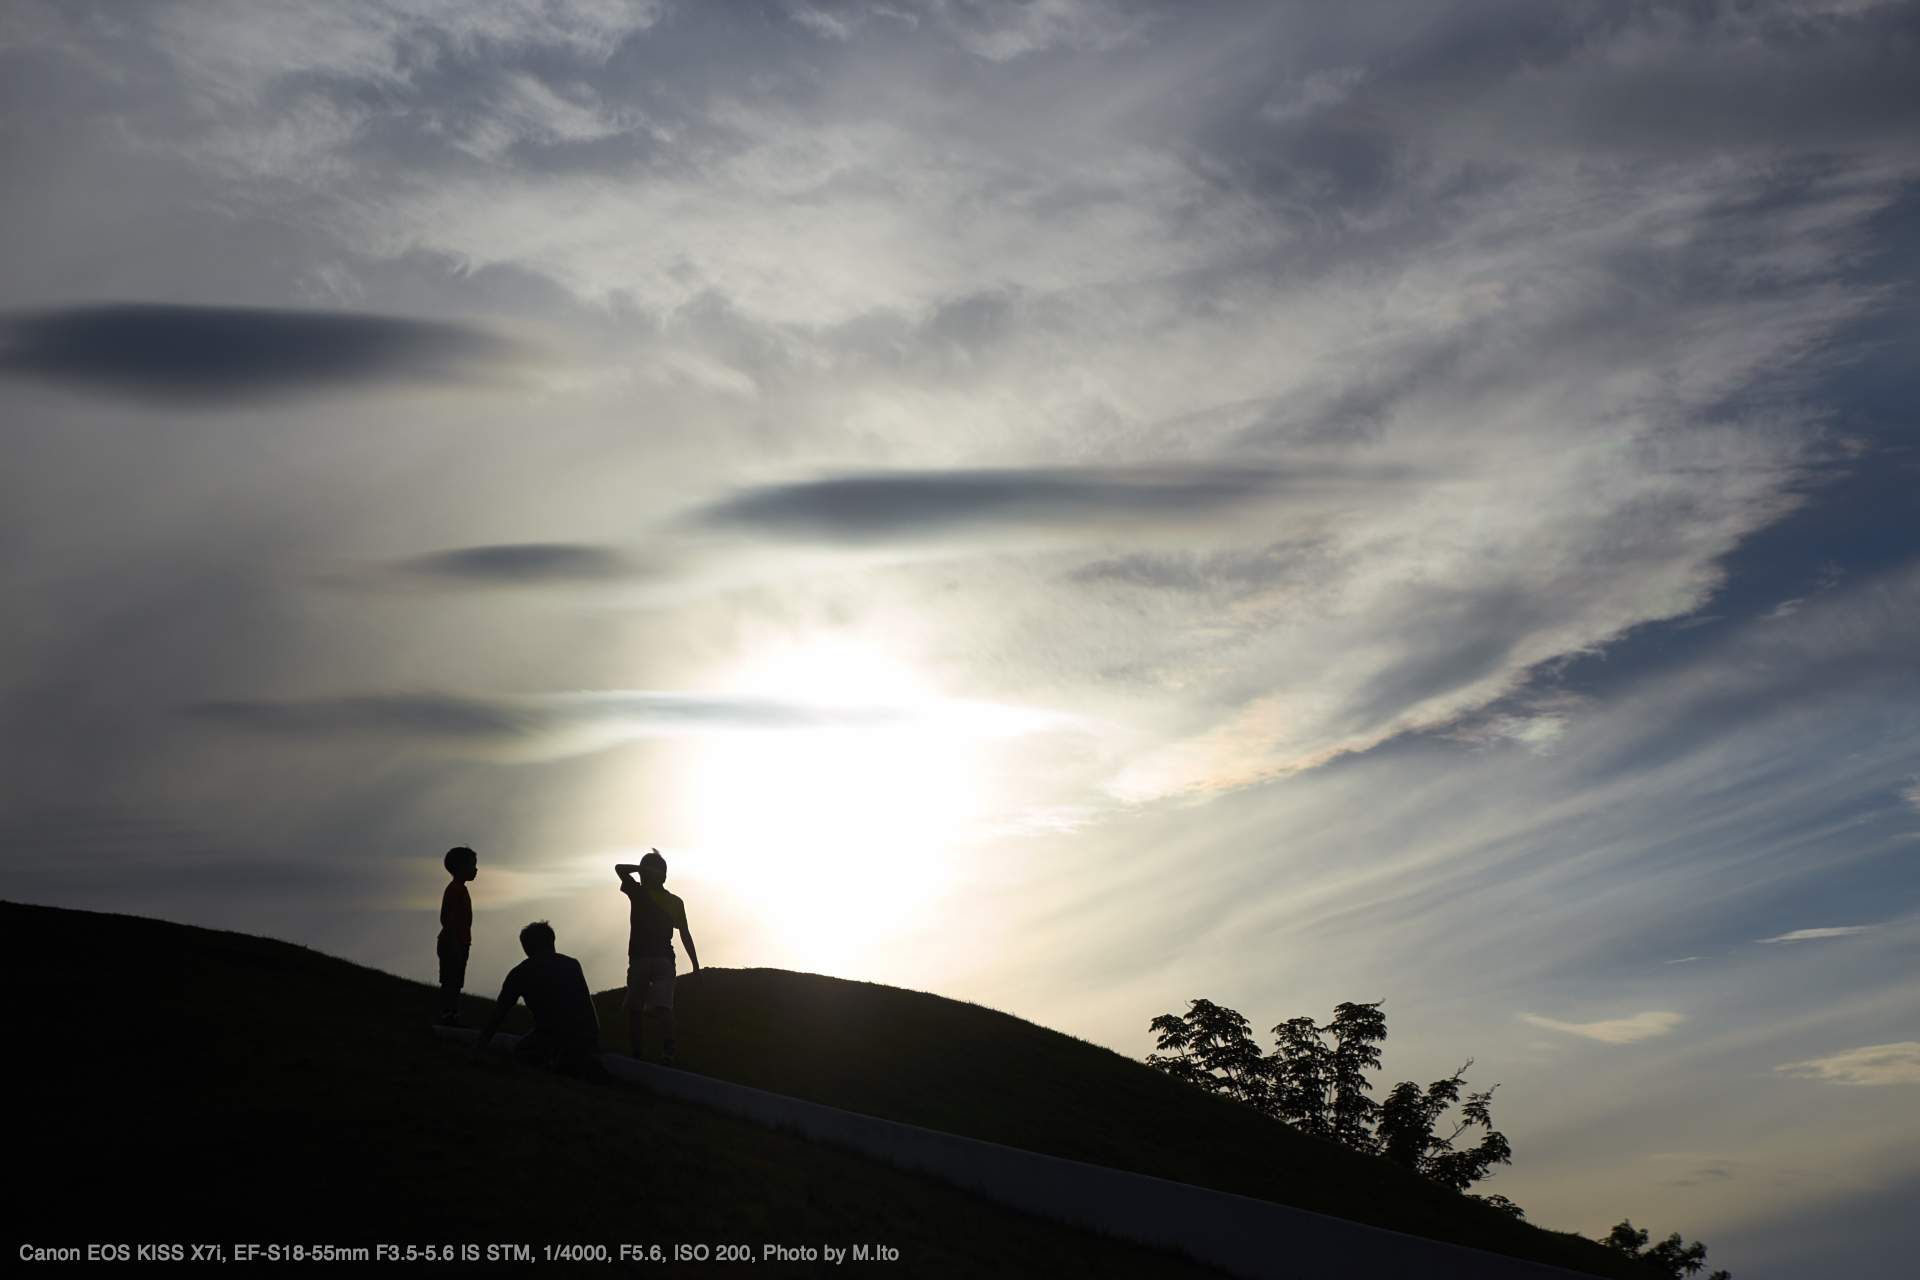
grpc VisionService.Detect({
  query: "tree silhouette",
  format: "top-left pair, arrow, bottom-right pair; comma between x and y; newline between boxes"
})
1601,1220 -> 1730,1280
1148,1001 -> 1728,1271
1377,1061 -> 1512,1191
1148,998 -> 1511,1196
1269,1001 -> 1388,1149
1146,998 -> 1271,1110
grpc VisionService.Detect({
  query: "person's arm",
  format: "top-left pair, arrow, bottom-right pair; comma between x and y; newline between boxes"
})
615,847 -> 660,886
679,924 -> 700,980
582,962 -> 600,1033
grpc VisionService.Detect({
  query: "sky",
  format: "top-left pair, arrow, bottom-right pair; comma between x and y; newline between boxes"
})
2,1 -> 1915,1272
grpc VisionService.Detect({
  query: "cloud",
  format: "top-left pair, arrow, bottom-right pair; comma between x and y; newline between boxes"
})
364,463 -> 1413,596
1776,1043 -> 1920,1087
1519,1011 -> 1686,1044
1653,1154 -> 1744,1188
187,689 -> 1071,761
691,464 -> 1403,546
145,0 -> 662,96
385,544 -> 652,588
0,304 -> 524,404
48,0 -> 1901,816
0,805 -> 393,913
1407,0 -> 1920,160
1757,926 -> 1880,943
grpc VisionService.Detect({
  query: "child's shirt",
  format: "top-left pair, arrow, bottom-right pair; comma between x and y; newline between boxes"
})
621,882 -> 687,959
439,879 -> 473,946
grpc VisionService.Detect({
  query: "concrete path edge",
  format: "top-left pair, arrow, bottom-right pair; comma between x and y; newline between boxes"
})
432,1026 -> 1596,1280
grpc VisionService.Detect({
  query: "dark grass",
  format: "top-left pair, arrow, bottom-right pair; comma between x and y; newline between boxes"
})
12,902 -> 1635,1276
610,968 -> 1641,1278
9,901 -> 1222,1277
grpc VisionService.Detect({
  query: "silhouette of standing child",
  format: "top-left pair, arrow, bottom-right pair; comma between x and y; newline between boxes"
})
436,846 -> 478,1027
615,850 -> 700,1065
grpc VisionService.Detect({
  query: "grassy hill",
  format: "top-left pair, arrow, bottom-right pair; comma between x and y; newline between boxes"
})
610,968 -> 1639,1277
11,902 -> 1638,1277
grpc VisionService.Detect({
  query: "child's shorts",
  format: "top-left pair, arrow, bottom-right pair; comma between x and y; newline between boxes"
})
437,936 -> 470,989
624,956 -> 675,1010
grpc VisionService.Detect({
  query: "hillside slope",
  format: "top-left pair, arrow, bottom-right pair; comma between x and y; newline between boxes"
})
10,901 -> 1217,1277
12,902 -> 1636,1277
600,967 -> 1638,1277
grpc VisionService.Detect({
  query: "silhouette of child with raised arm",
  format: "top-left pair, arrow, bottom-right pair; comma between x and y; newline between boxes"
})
615,850 -> 700,1065
436,846 -> 478,1027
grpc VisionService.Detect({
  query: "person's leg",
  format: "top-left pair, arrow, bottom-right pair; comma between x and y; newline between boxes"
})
624,959 -> 648,1059
643,1007 -> 678,1064
437,937 -> 469,1024
509,1029 -> 560,1068
643,959 -> 678,1063
556,1037 -> 613,1084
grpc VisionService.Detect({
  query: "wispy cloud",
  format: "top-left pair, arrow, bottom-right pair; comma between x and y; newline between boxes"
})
1409,0 -> 1920,160
188,689 -> 1073,761
1757,926 -> 1880,944
52,0 -> 1901,817
1776,1043 -> 1920,1087
0,805 -> 397,914
1653,1154 -> 1744,1188
1519,1011 -> 1686,1044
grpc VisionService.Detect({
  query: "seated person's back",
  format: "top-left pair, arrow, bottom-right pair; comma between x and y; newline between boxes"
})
499,949 -> 599,1048
476,921 -> 603,1076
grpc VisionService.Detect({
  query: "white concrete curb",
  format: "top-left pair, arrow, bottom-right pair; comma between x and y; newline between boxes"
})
435,1026 -> 1596,1280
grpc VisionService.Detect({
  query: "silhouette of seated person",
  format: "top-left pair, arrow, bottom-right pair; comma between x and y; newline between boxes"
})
475,920 -> 605,1079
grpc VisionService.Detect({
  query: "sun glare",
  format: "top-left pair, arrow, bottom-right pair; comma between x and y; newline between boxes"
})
677,640 -> 991,976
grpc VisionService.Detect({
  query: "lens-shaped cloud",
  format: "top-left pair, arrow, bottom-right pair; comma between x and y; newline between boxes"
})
188,689 -> 1072,761
691,464 -> 1401,546
0,304 -> 525,404
365,462 -> 1411,596
1776,1043 -> 1920,1087
391,544 -> 649,588
1756,925 -> 1879,943
1519,1011 -> 1686,1044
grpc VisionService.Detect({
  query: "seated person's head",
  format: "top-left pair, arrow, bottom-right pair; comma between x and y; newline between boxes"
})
445,846 -> 478,879
639,851 -> 667,887
519,920 -> 557,956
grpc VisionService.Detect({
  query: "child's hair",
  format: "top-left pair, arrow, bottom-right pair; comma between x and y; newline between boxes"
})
519,920 -> 556,952
639,851 -> 668,885
444,846 -> 477,874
